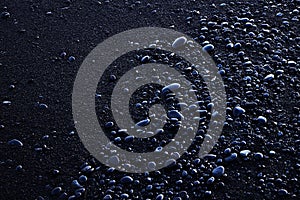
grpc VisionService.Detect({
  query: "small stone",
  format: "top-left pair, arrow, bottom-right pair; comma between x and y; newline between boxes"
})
120,176 -> 133,183
233,106 -> 245,117
165,158 -> 176,166
120,193 -> 129,199
60,52 -> 67,58
224,148 -> 231,154
162,83 -> 181,93
108,155 -> 119,165
1,11 -> 10,19
68,195 -> 76,200
3,100 -> 11,105
103,194 -> 112,200
172,36 -> 187,49
135,118 -> 150,127
39,103 -> 48,109
287,60 -> 296,66
240,150 -> 251,157
71,180 -> 82,188
79,175 -> 87,183
254,152 -> 264,159
75,187 -> 85,196
148,161 -> 156,169
155,194 -> 164,200
16,165 -> 23,171
204,154 -> 217,160
68,56 -> 75,62
141,55 -> 150,63
278,189 -> 288,196
8,139 -> 23,147
224,153 -> 237,162
257,116 -> 267,124
105,121 -> 114,128
212,166 -> 225,177
269,150 -> 276,156
51,187 -> 62,196
207,176 -> 215,184
202,44 -> 214,52
167,110 -> 184,120
264,74 -> 274,81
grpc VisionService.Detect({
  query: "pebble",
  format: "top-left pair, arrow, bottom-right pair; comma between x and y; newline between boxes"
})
71,180 -> 82,188
120,193 -> 129,199
141,55 -> 150,63
240,150 -> 251,157
8,139 -> 23,147
207,176 -> 215,184
233,106 -> 246,117
162,83 -> 180,93
269,150 -> 276,156
120,176 -> 133,183
224,148 -> 231,154
68,56 -> 75,62
108,155 -> 120,165
155,194 -> 164,200
264,74 -> 274,81
51,187 -> 62,196
135,118 -> 150,127
75,187 -> 85,196
3,100 -> 11,105
165,158 -> 176,166
167,110 -> 184,120
254,152 -> 264,159
16,165 -> 23,171
105,121 -> 114,128
212,166 -> 225,177
224,153 -> 237,162
39,103 -> 48,109
1,11 -> 10,19
103,194 -> 112,200
68,195 -> 76,200
148,161 -> 156,169
124,135 -> 134,142
202,44 -> 214,52
172,36 -> 187,49
278,189 -> 288,196
257,116 -> 267,124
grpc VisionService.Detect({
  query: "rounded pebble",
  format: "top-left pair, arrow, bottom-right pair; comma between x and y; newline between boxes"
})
120,176 -> 133,183
212,166 -> 225,177
8,139 -> 23,147
202,44 -> 214,52
172,36 -> 187,49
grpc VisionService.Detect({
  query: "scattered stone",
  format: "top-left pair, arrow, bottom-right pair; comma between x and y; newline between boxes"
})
120,176 -> 133,184
240,150 -> 251,157
254,152 -> 264,159
212,166 -> 225,177
233,106 -> 246,117
8,139 -> 23,147
224,153 -> 237,162
202,44 -> 214,52
172,36 -> 187,49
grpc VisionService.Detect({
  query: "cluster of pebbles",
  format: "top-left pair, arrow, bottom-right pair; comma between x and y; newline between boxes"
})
0,0 -> 299,199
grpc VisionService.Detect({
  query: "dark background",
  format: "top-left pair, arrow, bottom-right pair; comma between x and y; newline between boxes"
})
0,0 -> 299,199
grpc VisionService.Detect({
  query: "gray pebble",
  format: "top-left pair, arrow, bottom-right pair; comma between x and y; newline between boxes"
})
172,36 -> 187,49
